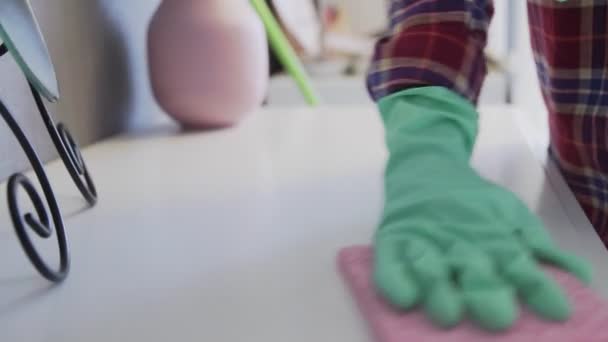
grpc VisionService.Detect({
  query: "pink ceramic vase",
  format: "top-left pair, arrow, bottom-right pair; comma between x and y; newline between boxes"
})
148,0 -> 268,128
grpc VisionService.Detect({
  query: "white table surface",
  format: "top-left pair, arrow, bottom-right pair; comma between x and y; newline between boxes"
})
1,105 -> 607,341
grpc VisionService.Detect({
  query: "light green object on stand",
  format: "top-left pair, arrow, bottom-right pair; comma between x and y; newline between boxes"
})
373,86 -> 592,331
250,0 -> 321,106
0,0 -> 59,102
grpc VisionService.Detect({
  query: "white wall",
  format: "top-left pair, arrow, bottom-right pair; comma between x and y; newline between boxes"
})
93,0 -> 164,131
0,0 -> 163,180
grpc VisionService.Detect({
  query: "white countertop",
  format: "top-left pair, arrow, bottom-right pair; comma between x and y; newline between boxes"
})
0,104 -> 607,341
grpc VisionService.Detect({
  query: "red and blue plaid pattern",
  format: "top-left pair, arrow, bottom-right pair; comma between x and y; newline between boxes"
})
527,1 -> 608,240
368,0 -> 608,246
366,0 -> 493,104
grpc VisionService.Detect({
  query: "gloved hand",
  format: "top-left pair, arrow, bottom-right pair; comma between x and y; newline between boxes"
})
373,86 -> 592,331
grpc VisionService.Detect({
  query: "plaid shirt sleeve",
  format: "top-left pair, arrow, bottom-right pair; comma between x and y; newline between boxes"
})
528,1 -> 608,244
366,0 -> 494,105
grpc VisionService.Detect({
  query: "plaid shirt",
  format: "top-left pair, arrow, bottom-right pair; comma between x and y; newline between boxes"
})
367,0 -> 608,246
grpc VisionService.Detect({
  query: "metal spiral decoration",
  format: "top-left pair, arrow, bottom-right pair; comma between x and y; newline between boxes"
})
1,43 -> 97,282
28,83 -> 97,205
1,100 -> 69,282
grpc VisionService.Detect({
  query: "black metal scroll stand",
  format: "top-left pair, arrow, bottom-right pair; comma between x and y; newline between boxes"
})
0,43 -> 97,283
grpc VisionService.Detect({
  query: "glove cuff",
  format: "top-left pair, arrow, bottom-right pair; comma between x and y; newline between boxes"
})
378,86 -> 479,162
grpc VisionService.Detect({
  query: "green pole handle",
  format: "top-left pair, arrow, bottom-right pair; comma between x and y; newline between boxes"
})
250,0 -> 321,105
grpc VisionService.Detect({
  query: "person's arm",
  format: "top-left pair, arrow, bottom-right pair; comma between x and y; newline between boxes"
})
366,0 -> 492,104
367,0 -> 591,331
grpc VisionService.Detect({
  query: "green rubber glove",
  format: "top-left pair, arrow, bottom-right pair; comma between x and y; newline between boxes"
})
373,86 -> 592,331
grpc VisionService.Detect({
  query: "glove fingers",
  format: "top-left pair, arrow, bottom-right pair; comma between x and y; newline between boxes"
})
375,234 -> 463,328
519,227 -> 592,284
445,240 -> 493,273
405,236 -> 448,285
403,237 -> 465,328
446,240 -> 518,332
460,267 -> 517,331
424,280 -> 463,328
532,244 -> 592,284
502,253 -> 571,321
373,238 -> 421,309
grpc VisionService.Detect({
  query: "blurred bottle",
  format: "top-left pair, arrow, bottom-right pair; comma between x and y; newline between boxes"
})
148,0 -> 269,128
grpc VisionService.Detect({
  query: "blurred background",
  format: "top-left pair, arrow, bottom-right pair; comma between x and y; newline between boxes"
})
0,0 -> 545,181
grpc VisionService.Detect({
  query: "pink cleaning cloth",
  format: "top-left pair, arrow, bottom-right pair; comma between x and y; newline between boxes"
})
338,245 -> 608,342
